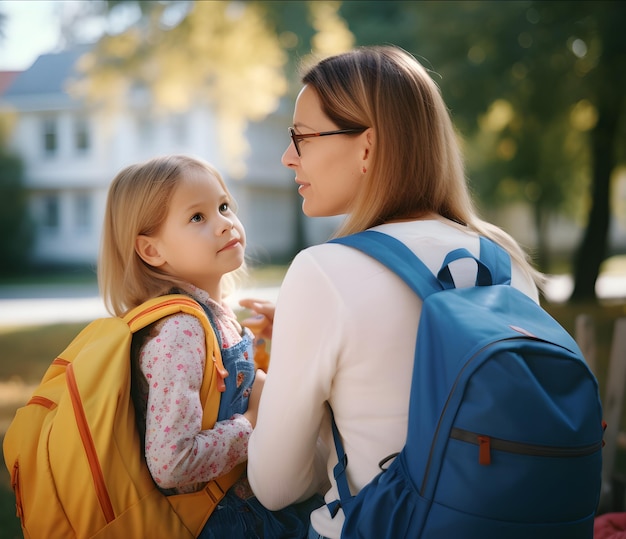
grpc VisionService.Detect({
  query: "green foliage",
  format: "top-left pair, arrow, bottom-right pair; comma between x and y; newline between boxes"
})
0,152 -> 33,275
341,1 -> 598,210
258,0 -> 318,82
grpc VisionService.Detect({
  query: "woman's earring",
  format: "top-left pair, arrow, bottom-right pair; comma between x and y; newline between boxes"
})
362,166 -> 367,174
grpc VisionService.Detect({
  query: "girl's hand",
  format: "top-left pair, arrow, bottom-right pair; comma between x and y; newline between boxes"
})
243,369 -> 266,428
239,298 -> 275,340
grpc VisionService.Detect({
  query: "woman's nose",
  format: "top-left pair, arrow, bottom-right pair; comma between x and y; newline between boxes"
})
281,142 -> 298,168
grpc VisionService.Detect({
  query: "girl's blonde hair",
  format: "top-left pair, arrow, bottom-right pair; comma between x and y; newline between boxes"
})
302,46 -> 543,287
98,154 -> 240,316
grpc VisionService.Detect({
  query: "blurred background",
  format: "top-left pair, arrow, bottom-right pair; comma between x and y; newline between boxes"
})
0,1 -> 625,536
0,0 -> 624,297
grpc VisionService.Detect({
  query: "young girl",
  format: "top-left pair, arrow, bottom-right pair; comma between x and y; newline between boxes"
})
99,154 -> 320,538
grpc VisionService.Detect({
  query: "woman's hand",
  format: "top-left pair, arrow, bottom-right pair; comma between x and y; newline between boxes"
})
239,298 -> 275,341
243,369 -> 266,428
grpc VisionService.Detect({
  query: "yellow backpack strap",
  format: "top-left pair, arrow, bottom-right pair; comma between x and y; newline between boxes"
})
123,294 -> 245,535
124,294 -> 228,430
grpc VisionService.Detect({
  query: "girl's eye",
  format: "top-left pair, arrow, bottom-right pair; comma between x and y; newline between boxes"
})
190,213 -> 203,223
219,202 -> 230,213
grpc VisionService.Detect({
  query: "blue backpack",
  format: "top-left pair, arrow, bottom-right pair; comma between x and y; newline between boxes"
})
328,230 -> 604,539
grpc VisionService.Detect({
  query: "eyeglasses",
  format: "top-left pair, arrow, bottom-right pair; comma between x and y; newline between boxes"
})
288,127 -> 365,157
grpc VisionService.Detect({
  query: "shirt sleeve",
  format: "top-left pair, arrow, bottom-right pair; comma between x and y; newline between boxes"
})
248,251 -> 333,509
139,313 -> 252,491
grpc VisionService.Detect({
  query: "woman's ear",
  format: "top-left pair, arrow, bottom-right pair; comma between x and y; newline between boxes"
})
362,127 -> 374,160
135,235 -> 165,267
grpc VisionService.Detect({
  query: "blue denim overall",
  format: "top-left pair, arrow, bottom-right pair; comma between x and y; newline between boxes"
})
198,302 -> 255,421
199,309 -> 324,538
216,326 -> 256,421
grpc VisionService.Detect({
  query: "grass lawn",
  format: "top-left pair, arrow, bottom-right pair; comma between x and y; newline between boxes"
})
0,295 -> 624,536
0,322 -> 87,537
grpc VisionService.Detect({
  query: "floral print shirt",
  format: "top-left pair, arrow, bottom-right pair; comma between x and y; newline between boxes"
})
133,285 -> 252,494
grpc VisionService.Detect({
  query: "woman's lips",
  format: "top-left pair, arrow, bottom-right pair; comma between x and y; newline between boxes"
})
295,178 -> 310,193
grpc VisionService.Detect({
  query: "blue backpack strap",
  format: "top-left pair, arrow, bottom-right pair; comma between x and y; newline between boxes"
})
329,230 -> 442,300
326,404 -> 351,517
436,237 -> 511,289
330,230 -> 512,295
477,236 -> 511,286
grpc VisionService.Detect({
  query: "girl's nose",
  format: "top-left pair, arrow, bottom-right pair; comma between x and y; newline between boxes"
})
218,216 -> 235,234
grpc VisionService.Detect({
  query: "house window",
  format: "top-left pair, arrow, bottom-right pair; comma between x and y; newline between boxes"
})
74,193 -> 92,232
74,117 -> 90,153
42,118 -> 58,156
42,195 -> 60,228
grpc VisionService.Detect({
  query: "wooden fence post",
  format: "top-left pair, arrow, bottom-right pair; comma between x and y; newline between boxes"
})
575,315 -> 626,512
601,318 -> 626,511
575,313 -> 597,373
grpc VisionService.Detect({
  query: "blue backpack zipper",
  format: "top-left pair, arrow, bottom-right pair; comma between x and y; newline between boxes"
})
450,427 -> 603,465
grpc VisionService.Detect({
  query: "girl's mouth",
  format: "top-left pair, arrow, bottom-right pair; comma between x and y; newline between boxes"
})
218,239 -> 240,252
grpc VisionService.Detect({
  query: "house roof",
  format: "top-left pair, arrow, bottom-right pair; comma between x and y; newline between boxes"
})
3,45 -> 93,97
0,71 -> 22,95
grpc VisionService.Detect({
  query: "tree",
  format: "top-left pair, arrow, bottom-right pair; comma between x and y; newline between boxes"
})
0,7 -> 34,273
569,2 -> 626,301
257,0 -> 357,252
71,1 -> 288,177
0,149 -> 34,275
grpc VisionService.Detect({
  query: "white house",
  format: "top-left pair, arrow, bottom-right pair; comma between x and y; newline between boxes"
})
0,46 -> 337,268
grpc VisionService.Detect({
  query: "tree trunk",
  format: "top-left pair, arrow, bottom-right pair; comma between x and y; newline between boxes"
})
569,3 -> 626,303
533,202 -> 550,273
569,103 -> 617,302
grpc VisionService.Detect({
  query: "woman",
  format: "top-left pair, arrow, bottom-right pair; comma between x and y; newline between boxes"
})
244,46 -> 542,539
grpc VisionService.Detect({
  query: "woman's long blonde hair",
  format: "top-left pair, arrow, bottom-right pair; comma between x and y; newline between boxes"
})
302,46 -> 543,287
98,155 -> 239,316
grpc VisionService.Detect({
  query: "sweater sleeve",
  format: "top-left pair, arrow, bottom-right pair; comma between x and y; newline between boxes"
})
139,313 -> 252,491
248,251 -> 334,509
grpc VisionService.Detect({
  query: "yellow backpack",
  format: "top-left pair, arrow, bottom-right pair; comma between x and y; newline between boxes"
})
3,294 -> 245,539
